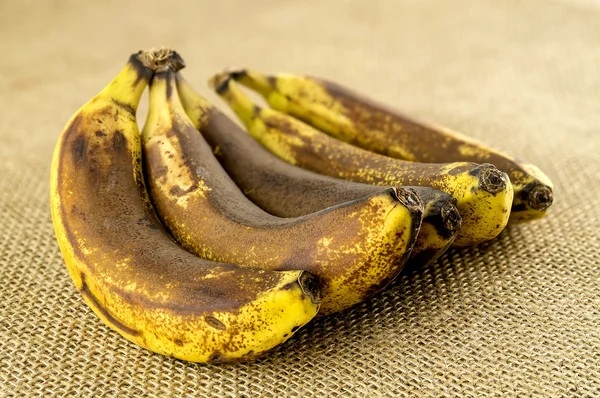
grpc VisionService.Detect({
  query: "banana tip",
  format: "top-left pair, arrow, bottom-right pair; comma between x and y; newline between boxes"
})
209,68 -> 246,93
527,184 -> 553,212
478,164 -> 508,195
209,72 -> 232,94
298,271 -> 322,305
441,200 -> 462,232
394,187 -> 423,214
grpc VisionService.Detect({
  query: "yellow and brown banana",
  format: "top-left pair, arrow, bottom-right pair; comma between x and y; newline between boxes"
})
50,51 -> 321,363
228,69 -> 553,224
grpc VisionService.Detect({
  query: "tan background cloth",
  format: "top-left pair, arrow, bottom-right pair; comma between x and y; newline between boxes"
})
2,0 -> 599,396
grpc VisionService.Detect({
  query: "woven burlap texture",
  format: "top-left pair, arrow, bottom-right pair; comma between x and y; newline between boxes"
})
1,0 -> 599,396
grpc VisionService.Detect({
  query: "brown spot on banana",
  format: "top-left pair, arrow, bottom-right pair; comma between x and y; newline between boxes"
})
71,135 -> 87,166
169,184 -> 198,197
209,352 -> 225,364
112,130 -> 126,151
111,99 -> 136,115
205,316 -> 227,331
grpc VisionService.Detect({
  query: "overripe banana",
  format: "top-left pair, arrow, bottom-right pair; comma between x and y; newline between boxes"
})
141,67 -> 423,315
50,51 -> 321,363
211,75 -> 514,247
229,69 -> 553,224
176,74 -> 461,267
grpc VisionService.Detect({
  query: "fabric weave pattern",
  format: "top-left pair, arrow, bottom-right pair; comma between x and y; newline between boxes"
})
1,0 -> 599,396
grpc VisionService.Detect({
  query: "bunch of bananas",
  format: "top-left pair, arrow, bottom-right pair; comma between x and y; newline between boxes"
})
51,49 -> 553,364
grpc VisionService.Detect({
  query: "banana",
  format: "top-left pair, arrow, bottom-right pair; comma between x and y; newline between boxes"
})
49,50 -> 321,364
212,74 -> 514,247
141,67 -> 423,315
176,74 -> 461,267
229,69 -> 553,224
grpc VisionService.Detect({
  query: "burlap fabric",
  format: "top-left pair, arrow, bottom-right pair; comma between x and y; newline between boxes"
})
2,0 -> 599,396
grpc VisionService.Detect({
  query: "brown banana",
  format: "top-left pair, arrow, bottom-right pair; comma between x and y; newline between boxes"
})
211,74 -> 514,247
176,73 -> 461,267
141,67 -> 423,315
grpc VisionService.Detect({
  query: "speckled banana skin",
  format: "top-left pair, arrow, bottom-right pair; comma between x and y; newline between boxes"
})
176,74 -> 460,268
228,69 -> 553,224
49,53 -> 321,364
212,76 -> 513,247
141,68 -> 423,315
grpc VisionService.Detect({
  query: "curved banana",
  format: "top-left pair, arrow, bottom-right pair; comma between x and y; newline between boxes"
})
176,74 -> 461,267
211,75 -> 513,247
229,69 -> 553,224
141,67 -> 423,315
50,51 -> 321,363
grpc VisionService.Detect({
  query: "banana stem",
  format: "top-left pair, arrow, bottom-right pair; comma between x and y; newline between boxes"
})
232,69 -> 275,98
298,271 -> 322,304
145,70 -> 185,138
176,74 -> 212,131
99,53 -> 152,112
138,48 -> 186,73
213,77 -> 259,129
98,48 -> 186,114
